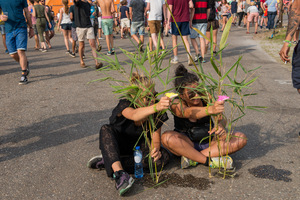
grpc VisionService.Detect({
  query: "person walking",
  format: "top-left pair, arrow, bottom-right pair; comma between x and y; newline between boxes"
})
69,4 -> 79,57
28,0 -> 40,50
74,0 -> 103,69
33,0 -> 51,52
264,0 -> 278,30
190,0 -> 210,63
220,0 -> 230,32
237,0 -> 245,27
279,0 -> 300,94
0,8 -> 8,54
145,0 -> 166,50
167,0 -> 193,65
98,0 -> 115,55
246,1 -> 259,34
58,0 -> 74,57
0,0 -> 34,84
129,0 -> 146,52
119,0 -> 130,39
206,0 -> 221,55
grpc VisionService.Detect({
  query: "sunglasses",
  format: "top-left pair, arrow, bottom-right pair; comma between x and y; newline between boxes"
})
188,91 -> 202,100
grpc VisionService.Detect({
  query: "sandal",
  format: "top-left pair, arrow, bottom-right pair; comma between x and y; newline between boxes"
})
95,62 -> 103,69
80,62 -> 86,68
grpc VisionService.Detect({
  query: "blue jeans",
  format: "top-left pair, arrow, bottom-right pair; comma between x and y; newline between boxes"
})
267,11 -> 277,29
6,28 -> 28,54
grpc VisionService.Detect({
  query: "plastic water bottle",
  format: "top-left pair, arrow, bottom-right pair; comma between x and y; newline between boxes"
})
134,146 -> 143,178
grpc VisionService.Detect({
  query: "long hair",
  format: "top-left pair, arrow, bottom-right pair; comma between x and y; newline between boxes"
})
62,0 -> 69,14
174,64 -> 199,95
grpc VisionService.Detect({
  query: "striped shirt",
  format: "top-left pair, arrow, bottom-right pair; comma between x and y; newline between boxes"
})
192,0 -> 210,24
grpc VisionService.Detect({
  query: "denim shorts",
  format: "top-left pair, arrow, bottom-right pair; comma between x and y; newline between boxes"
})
6,28 -> 28,54
48,21 -> 55,31
131,21 -> 145,35
190,23 -> 207,39
171,21 -> 190,36
61,23 -> 72,30
101,18 -> 113,35
0,24 -> 5,35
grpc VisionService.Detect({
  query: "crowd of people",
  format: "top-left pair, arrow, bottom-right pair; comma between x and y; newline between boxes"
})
0,0 -> 292,84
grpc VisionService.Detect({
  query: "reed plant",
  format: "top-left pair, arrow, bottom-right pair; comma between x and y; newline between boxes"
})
93,2 -> 264,182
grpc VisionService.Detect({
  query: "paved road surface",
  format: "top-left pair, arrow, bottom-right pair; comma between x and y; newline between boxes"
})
0,25 -> 299,200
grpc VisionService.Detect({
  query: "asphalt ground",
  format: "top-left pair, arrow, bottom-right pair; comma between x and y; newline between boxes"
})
0,23 -> 300,199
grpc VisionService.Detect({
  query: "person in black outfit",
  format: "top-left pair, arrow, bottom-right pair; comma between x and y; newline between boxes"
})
87,73 -> 171,196
161,64 -> 247,169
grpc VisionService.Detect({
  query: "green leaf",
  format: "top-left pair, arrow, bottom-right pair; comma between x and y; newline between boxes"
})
210,57 -> 221,76
220,16 -> 233,49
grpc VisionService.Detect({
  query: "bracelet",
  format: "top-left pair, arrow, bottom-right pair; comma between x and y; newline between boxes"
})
284,40 -> 292,47
153,104 -> 158,112
205,104 -> 210,115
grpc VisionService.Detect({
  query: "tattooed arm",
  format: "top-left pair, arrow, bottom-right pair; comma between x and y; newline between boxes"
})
279,0 -> 300,63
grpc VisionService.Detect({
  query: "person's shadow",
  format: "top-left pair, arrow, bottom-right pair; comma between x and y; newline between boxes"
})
0,109 -> 112,162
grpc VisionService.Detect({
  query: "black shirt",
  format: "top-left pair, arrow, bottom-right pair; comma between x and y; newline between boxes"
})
74,0 -> 92,28
109,99 -> 168,140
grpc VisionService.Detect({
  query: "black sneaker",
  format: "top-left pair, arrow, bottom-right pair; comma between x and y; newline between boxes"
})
19,75 -> 28,85
97,44 -> 102,52
111,48 -> 115,54
69,52 -> 76,58
66,50 -> 70,54
87,155 -> 105,169
83,54 -> 85,59
113,170 -> 134,196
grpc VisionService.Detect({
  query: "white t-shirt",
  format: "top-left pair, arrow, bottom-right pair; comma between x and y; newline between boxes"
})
145,0 -> 165,21
247,5 -> 258,13
98,6 -> 102,20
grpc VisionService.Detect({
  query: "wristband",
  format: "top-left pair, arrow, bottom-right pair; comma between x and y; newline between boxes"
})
205,104 -> 210,115
284,40 -> 292,47
153,104 -> 158,112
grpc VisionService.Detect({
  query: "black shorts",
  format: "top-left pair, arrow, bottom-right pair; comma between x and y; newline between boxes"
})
207,20 -> 219,31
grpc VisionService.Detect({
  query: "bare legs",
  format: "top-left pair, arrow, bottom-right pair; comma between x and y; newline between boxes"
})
10,50 -> 28,70
161,131 -> 247,164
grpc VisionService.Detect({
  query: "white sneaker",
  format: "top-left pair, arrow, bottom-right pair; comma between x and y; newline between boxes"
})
171,58 -> 179,64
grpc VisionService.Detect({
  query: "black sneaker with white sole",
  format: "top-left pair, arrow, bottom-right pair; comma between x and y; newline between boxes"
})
87,155 -> 105,169
113,170 -> 134,196
19,75 -> 28,85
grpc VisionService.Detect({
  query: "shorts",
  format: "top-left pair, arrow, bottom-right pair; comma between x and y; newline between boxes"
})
190,23 -> 207,39
207,20 -> 219,31
6,28 -> 28,54
76,27 -> 95,41
131,21 -> 145,35
101,18 -> 114,35
33,24 -> 38,35
177,131 -> 210,152
48,20 -> 55,31
98,17 -> 102,28
248,12 -> 259,22
61,23 -> 72,30
259,8 -> 264,16
0,24 -> 5,35
148,20 -> 161,34
171,21 -> 190,36
71,27 -> 78,41
121,18 -> 130,28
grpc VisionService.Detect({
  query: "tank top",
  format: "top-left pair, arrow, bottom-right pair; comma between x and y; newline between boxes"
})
61,8 -> 72,24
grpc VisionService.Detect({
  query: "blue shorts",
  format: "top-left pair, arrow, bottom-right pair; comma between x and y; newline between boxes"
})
131,21 -> 145,36
6,28 -> 28,54
190,23 -> 207,39
61,23 -> 72,30
0,24 -> 5,35
48,21 -> 55,31
171,21 -> 190,36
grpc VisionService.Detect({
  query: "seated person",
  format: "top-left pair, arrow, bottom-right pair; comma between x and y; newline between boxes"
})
87,73 -> 171,196
161,64 -> 247,169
